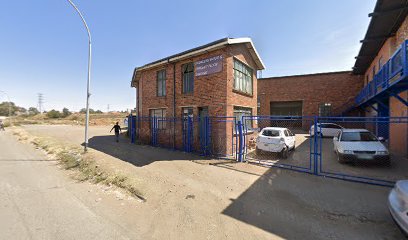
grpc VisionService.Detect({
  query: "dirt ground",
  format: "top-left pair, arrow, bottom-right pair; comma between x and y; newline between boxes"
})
246,133 -> 408,182
18,124 -> 406,239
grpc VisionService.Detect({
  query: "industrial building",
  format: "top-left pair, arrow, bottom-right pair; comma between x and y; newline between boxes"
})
131,0 -> 407,156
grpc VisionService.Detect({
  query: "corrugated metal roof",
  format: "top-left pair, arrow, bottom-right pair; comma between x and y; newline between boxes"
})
353,0 -> 408,75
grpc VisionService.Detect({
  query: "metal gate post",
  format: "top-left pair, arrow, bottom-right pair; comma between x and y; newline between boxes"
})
151,116 -> 156,146
187,116 -> 193,152
129,115 -> 134,143
237,120 -> 244,162
203,116 -> 210,156
135,115 -> 139,143
313,116 -> 319,175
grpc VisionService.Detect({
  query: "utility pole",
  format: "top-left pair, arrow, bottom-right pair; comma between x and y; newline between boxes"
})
38,93 -> 44,114
67,0 -> 92,152
107,104 -> 110,113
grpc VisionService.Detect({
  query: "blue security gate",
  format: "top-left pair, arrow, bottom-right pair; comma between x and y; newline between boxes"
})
182,116 -> 194,152
128,113 -> 407,186
238,115 -> 408,187
209,116 -> 238,160
316,116 -> 408,187
241,115 -> 317,174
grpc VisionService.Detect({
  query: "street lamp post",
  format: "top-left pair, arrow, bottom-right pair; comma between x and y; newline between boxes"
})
66,0 -> 92,152
0,91 -> 12,125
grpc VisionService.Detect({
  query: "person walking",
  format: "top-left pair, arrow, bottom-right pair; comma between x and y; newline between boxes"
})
110,122 -> 122,142
0,120 -> 5,131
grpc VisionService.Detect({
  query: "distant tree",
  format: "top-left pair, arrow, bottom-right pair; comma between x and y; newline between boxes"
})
46,109 -> 61,118
62,108 -> 72,117
17,107 -> 27,113
0,101 -> 17,116
79,108 -> 95,114
28,107 -> 40,115
95,110 -> 103,114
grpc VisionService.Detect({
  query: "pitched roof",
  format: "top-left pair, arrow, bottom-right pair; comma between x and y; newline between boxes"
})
131,37 -> 265,86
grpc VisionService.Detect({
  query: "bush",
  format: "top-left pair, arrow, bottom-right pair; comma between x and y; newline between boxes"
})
62,108 -> 72,117
46,110 -> 62,118
28,107 -> 39,115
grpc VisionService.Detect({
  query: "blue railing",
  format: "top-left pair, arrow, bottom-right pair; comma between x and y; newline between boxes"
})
355,39 -> 408,106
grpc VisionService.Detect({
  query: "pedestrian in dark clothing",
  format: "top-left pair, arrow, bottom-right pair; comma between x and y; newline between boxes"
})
110,122 -> 122,142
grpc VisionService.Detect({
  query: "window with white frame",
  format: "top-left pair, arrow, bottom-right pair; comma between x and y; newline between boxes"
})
233,106 -> 253,130
157,69 -> 166,96
182,63 -> 194,94
182,107 -> 194,131
233,59 -> 253,95
150,108 -> 166,129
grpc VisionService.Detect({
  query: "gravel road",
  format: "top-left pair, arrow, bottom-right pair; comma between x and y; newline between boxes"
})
1,125 -> 405,240
0,131 -> 143,240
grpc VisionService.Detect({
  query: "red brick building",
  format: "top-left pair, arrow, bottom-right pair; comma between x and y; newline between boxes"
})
352,0 -> 408,156
257,0 -> 407,156
130,38 -> 264,153
130,0 -> 407,157
258,71 -> 363,117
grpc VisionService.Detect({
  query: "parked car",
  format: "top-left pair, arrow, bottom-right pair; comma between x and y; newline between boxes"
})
333,129 -> 390,164
309,123 -> 344,137
388,180 -> 408,237
256,127 -> 295,158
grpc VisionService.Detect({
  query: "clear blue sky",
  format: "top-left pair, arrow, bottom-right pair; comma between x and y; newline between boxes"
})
0,0 -> 375,112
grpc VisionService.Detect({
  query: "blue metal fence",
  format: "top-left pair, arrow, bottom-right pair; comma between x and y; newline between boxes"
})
127,115 -> 237,159
240,115 -> 408,187
127,114 -> 407,186
241,115 -> 317,174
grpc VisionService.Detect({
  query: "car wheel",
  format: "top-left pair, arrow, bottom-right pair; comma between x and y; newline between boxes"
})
281,147 -> 288,159
255,147 -> 261,155
337,152 -> 346,164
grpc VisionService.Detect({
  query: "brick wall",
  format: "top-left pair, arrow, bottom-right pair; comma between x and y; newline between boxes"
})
258,71 -> 363,117
362,15 -> 408,156
134,43 -> 259,154
364,16 -> 408,84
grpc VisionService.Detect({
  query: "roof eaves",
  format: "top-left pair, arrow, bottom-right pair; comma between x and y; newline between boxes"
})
131,37 -> 265,85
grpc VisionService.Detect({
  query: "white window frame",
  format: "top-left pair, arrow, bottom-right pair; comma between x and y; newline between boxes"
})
233,58 -> 253,95
150,108 -> 166,130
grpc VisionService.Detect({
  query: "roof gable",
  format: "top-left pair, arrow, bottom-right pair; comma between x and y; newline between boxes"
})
131,37 -> 264,86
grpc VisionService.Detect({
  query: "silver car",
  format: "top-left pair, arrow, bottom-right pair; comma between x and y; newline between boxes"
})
389,180 -> 408,236
333,129 -> 390,164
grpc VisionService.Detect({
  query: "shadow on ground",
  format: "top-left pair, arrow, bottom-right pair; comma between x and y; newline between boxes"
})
84,134 -> 402,239
86,135 -> 203,167
220,166 -> 403,240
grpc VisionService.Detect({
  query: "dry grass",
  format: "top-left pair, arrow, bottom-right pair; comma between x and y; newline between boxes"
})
10,113 -> 128,127
11,127 -> 145,202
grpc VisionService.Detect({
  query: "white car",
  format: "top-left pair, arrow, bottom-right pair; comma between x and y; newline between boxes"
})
256,127 -> 295,158
310,123 -> 344,137
389,180 -> 408,237
333,129 -> 390,164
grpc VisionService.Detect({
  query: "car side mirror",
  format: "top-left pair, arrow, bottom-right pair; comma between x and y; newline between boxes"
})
333,137 -> 338,141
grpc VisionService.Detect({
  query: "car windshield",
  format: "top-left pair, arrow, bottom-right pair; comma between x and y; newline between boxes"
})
340,132 -> 378,142
262,130 -> 280,137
